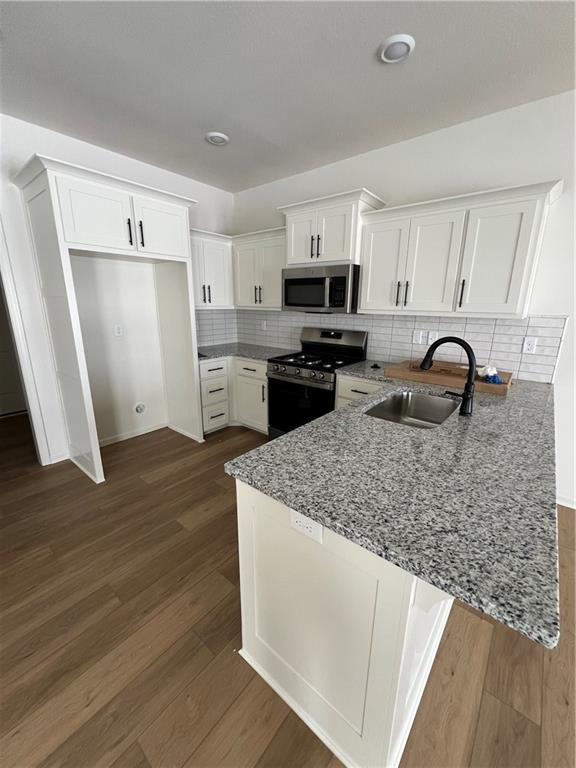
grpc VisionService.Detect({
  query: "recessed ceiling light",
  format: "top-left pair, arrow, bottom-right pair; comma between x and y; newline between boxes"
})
378,34 -> 415,64
205,131 -> 230,146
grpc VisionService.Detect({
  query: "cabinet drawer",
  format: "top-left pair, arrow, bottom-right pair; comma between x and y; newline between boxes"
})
200,358 -> 228,379
235,358 -> 267,380
201,376 -> 228,406
337,377 -> 383,401
203,402 -> 229,432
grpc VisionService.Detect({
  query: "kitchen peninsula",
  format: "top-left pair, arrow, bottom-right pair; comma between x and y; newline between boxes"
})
225,379 -> 559,768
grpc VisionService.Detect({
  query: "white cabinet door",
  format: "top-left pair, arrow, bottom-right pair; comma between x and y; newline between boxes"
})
359,219 -> 411,312
404,210 -> 466,312
286,211 -> 317,264
234,243 -> 259,308
132,195 -> 188,258
203,239 -> 234,308
235,375 -> 267,432
317,203 -> 354,262
56,176 -> 135,251
457,200 -> 538,314
258,239 -> 285,309
190,239 -> 207,307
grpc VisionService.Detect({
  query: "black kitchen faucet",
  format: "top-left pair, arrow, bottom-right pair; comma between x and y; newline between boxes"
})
420,337 -> 477,416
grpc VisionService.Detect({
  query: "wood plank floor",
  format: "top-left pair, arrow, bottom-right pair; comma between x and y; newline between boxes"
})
1,413 -> 574,768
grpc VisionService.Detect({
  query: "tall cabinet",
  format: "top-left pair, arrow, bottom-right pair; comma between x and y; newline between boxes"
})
15,155 -> 203,484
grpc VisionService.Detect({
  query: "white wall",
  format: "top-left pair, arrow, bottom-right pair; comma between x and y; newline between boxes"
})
233,92 -> 575,506
0,113 -> 234,463
71,255 -> 167,445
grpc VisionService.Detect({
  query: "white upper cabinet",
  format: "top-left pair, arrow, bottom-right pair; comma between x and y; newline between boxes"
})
456,200 -> 538,315
280,189 -> 385,266
360,218 -> 411,312
359,181 -> 562,317
233,231 -> 285,309
56,176 -> 136,252
132,195 -> 189,259
404,210 -> 466,312
191,233 -> 234,309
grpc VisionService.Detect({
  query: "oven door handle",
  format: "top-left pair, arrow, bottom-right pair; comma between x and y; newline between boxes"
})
267,372 -> 334,391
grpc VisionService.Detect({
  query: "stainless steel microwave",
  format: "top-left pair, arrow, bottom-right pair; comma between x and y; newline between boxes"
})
282,265 -> 360,313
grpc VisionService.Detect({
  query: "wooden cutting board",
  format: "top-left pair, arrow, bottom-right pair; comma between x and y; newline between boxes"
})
383,359 -> 513,395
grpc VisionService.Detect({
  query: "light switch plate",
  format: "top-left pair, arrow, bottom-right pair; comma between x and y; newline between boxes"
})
412,330 -> 423,344
523,336 -> 538,354
290,510 -> 323,543
114,324 -> 123,337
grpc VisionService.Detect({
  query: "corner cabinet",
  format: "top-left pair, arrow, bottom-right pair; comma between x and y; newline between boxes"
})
190,231 -> 234,309
359,181 -> 562,318
233,230 -> 286,309
279,189 -> 385,265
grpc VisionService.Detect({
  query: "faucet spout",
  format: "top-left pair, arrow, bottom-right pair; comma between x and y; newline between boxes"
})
420,336 -> 477,417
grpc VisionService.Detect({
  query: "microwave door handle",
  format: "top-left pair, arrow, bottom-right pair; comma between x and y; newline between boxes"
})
324,277 -> 331,308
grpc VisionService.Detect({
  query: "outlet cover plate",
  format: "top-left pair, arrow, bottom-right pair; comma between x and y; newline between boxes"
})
523,336 -> 538,354
290,510 -> 323,543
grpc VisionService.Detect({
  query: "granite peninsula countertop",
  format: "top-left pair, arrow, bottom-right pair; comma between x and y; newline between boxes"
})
339,359 -> 392,381
198,342 -> 291,361
225,379 -> 559,648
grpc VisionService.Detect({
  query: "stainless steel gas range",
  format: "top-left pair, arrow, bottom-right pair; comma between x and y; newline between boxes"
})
266,327 -> 367,439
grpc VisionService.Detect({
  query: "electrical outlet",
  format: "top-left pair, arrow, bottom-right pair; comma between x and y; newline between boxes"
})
523,336 -> 538,354
114,324 -> 123,337
427,330 -> 438,344
412,330 -> 422,344
290,510 -> 323,543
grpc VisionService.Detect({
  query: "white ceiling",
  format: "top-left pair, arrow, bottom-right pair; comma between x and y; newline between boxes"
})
1,2 -> 573,192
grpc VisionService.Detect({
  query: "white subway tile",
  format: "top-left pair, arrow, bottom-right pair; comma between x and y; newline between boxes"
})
528,316 -> 566,328
526,326 -> 564,338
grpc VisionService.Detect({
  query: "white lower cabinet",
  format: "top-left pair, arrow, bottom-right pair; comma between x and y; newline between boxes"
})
232,359 -> 268,433
336,376 -> 383,410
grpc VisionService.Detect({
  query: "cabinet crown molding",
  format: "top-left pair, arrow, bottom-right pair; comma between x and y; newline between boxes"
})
277,188 -> 385,214
13,154 -> 199,205
361,179 -> 563,221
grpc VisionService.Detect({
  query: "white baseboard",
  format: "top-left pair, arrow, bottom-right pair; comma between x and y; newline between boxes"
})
557,495 -> 575,510
98,422 -> 168,447
239,649 -> 357,768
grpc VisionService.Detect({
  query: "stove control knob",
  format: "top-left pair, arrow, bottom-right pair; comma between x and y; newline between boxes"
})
295,368 -> 301,375
310,371 -> 317,378
273,364 -> 279,372
318,372 -> 325,380
280,366 -> 287,373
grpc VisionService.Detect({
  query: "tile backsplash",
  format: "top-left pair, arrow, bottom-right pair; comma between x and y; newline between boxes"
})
196,309 -> 567,384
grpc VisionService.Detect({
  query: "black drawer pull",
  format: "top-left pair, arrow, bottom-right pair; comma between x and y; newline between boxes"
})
138,220 -> 145,247
261,384 -> 265,403
210,412 -> 225,419
207,366 -> 224,372
458,278 -> 466,308
208,387 -> 225,394
403,281 -> 409,307
202,285 -> 206,303
258,286 -> 262,304
395,280 -> 401,306
310,235 -> 315,258
243,367 -> 257,372
207,285 -> 212,303
254,285 -> 258,304
127,219 -> 133,245
351,389 -> 369,395
316,234 -> 321,258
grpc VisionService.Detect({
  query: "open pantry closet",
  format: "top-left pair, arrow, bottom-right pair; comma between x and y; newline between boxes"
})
15,156 -> 203,484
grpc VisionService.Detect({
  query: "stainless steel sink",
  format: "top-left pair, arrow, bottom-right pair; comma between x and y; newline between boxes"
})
365,391 -> 459,429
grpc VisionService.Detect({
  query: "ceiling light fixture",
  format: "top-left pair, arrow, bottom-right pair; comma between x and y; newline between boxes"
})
205,131 -> 230,146
378,34 -> 415,64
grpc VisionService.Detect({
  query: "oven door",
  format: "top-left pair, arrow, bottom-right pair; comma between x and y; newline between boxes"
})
267,375 -> 335,438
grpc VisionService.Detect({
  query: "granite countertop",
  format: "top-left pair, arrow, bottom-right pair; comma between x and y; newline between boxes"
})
339,359 -> 392,381
225,380 -> 559,648
198,342 -> 291,362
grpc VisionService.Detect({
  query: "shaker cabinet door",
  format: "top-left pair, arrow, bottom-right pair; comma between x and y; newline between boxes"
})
234,244 -> 259,307
235,375 -> 267,432
457,200 -> 538,314
203,239 -> 234,308
359,219 -> 411,311
56,176 -> 135,252
286,211 -> 317,264
258,239 -> 285,309
316,203 -> 354,262
132,195 -> 188,259
404,210 -> 466,312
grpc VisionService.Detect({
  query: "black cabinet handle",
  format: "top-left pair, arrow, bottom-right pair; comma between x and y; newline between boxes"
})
207,366 -> 224,372
243,367 -> 257,372
258,286 -> 262,304
395,280 -> 401,306
316,234 -> 321,258
127,219 -> 133,245
208,387 -> 224,394
261,384 -> 266,403
208,285 -> 212,303
310,235 -> 315,258
351,389 -> 369,395
138,220 -> 145,247
210,412 -> 225,419
458,279 -> 466,308
254,286 -> 258,304
202,285 -> 206,303
403,281 -> 409,307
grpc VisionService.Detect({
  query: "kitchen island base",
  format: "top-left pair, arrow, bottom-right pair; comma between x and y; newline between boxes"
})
235,481 -> 454,768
